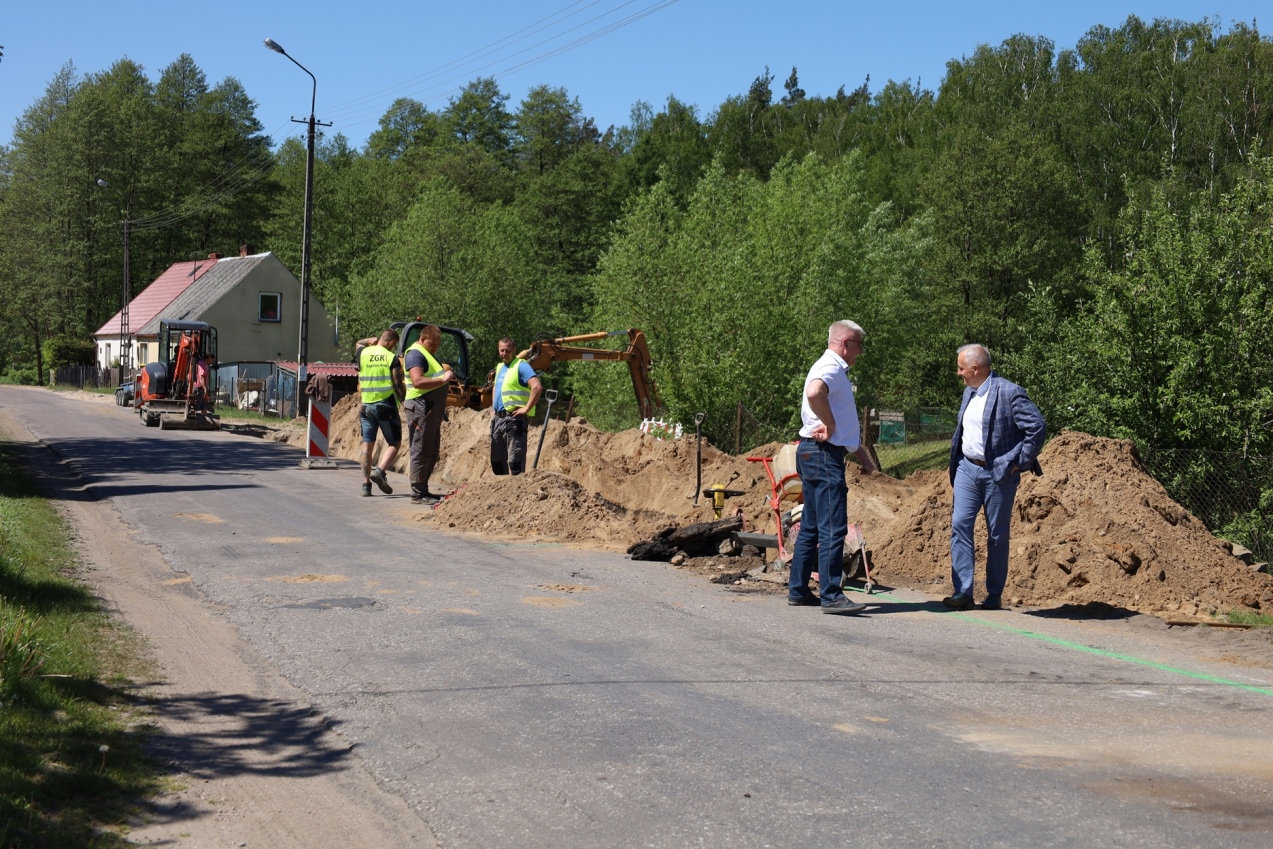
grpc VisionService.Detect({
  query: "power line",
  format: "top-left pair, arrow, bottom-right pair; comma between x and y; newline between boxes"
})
124,1 -> 680,227
325,0 -> 680,128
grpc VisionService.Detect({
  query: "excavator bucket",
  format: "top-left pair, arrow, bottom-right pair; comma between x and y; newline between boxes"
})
157,410 -> 220,431
146,398 -> 219,431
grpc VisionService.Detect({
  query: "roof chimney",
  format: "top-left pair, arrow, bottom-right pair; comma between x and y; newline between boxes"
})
208,252 -> 221,261
239,244 -> 254,257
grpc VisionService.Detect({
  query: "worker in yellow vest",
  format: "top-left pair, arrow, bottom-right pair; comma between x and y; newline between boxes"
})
355,328 -> 405,497
490,336 -> 543,475
403,325 -> 455,504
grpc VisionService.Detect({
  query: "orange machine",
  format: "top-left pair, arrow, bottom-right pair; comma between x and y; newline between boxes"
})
514,329 -> 665,422
135,320 -> 219,430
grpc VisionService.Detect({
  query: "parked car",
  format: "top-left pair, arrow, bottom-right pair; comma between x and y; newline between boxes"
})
115,381 -> 134,407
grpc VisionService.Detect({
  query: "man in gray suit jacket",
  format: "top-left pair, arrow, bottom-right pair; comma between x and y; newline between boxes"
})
945,344 -> 1046,610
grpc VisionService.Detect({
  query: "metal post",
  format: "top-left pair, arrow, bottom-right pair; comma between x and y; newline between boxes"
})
533,389 -> 559,470
96,179 -> 131,380
299,110 -> 314,374
693,412 -> 706,506
265,38 -> 326,417
120,211 -> 130,377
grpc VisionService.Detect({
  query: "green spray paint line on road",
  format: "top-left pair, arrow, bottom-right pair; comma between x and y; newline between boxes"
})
857,589 -> 1273,697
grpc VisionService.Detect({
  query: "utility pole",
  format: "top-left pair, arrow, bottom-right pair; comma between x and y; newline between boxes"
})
96,179 -> 132,379
265,38 -> 331,416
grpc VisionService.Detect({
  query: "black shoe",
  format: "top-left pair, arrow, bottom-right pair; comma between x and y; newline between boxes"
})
942,593 -> 974,610
788,595 -> 819,607
369,467 -> 393,494
981,594 -> 1003,610
822,597 -> 868,615
360,483 -> 372,497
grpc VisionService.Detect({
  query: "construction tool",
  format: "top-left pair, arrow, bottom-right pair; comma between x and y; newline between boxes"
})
842,522 -> 874,594
532,388 -> 559,470
692,412 -> 706,506
702,470 -> 745,519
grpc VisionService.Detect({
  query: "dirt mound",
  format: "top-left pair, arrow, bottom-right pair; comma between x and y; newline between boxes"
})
289,401 -> 1271,616
873,431 -> 1270,616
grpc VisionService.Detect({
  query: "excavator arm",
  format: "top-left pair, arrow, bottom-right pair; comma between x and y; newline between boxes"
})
516,329 -> 665,421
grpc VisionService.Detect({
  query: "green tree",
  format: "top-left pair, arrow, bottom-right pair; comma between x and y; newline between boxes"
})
581,154 -> 933,439
366,97 -> 447,160
444,77 -> 514,156
345,180 -> 547,367
1019,157 -> 1273,454
619,96 -> 712,203
512,84 -> 598,175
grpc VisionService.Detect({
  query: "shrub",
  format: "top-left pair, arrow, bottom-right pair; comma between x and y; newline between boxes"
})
43,335 -> 97,370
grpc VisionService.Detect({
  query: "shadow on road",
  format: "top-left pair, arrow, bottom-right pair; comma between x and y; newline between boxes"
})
35,433 -> 302,500
1024,601 -> 1142,621
142,690 -> 353,781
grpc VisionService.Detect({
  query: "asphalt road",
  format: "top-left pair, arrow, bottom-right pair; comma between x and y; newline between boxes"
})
5,386 -> 1273,848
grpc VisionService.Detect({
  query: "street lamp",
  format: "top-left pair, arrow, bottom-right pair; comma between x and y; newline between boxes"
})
96,178 -> 131,378
264,37 -> 324,415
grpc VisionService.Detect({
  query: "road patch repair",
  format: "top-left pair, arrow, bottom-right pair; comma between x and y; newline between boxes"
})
274,397 -> 1272,624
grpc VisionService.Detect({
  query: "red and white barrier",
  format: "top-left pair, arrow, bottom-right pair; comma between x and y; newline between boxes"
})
307,398 -> 330,458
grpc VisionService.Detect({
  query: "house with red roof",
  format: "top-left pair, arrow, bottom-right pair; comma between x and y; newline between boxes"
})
93,247 -> 340,368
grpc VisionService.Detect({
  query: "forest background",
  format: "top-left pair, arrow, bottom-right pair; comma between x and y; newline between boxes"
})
1,15 -> 1270,553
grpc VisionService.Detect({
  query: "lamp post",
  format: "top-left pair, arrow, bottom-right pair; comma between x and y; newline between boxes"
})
95,178 -> 131,379
265,37 -> 323,415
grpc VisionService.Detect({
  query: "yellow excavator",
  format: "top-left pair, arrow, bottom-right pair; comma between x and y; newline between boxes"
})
513,329 -> 665,421
389,323 -> 664,421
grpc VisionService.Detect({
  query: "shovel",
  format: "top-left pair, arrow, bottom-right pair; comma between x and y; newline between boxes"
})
532,388 -> 559,470
692,412 -> 706,505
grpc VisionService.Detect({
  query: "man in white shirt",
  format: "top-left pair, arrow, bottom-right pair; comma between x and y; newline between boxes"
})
788,320 -> 877,614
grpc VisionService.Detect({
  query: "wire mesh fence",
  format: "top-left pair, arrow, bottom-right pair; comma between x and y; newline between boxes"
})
214,363 -> 300,419
1138,448 -> 1272,564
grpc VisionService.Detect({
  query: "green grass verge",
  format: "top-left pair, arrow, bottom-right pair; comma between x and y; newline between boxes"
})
214,405 -> 289,423
0,441 -> 160,848
1224,610 -> 1273,627
874,440 -> 950,478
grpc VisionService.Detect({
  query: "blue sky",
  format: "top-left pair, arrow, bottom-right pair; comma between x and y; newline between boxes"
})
1,1 -> 1266,151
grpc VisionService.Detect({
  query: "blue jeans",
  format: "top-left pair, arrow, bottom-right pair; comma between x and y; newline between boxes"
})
950,457 -> 1020,597
789,438 -> 849,605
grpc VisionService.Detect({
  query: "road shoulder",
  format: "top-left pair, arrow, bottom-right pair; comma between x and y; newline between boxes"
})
0,406 -> 438,849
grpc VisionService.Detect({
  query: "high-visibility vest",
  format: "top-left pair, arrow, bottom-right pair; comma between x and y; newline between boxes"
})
496,358 -> 535,416
404,341 -> 446,401
359,344 -> 396,403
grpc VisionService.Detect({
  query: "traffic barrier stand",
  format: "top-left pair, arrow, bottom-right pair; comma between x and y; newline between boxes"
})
299,397 -> 338,469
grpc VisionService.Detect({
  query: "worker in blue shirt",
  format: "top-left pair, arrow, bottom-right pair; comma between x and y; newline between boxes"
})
490,337 -> 543,475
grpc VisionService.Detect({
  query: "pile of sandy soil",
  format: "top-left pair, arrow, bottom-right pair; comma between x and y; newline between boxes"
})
289,400 -> 1272,617
871,431 -> 1272,617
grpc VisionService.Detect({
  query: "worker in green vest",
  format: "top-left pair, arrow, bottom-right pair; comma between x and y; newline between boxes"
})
403,325 -> 455,504
490,336 -> 543,475
355,328 -> 405,497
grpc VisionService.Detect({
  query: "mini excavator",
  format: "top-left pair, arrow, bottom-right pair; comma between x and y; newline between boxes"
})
134,319 -> 220,430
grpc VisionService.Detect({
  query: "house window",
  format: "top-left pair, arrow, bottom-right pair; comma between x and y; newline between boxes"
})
138,342 -> 149,364
104,344 -> 111,366
259,293 -> 282,322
